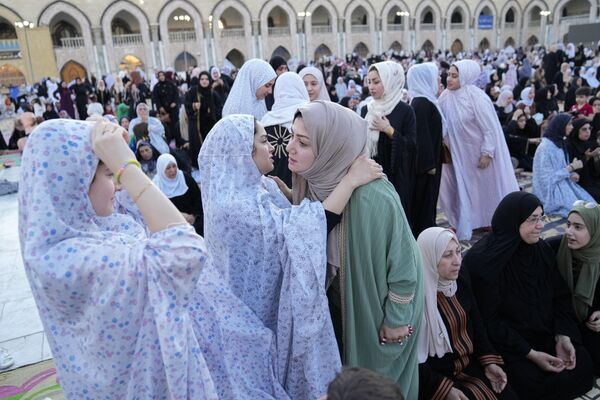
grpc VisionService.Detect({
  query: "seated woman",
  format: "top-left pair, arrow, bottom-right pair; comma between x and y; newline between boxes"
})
135,140 -> 159,179
198,114 -> 383,399
555,201 -> 600,374
128,102 -> 170,154
567,119 -> 600,201
463,191 -> 595,400
287,101 -> 424,399
417,227 -> 517,399
533,113 -> 595,217
153,153 -> 203,234
503,109 -> 539,172
260,72 -> 309,187
495,90 -> 515,127
19,119 -> 287,398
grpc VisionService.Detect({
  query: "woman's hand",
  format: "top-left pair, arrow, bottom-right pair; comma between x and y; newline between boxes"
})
555,336 -> 576,370
379,323 -> 413,345
91,121 -> 135,173
570,158 -> 584,170
446,387 -> 468,400
271,176 -> 292,202
586,310 -> 600,332
570,172 -> 580,182
484,364 -> 508,393
478,154 -> 492,169
344,155 -> 384,189
370,115 -> 392,134
181,212 -> 196,225
526,349 -> 565,373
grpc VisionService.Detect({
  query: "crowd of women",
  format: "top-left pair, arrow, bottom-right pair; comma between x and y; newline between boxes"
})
4,41 -> 600,399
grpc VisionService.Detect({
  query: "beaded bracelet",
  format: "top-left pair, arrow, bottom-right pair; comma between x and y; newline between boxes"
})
116,159 -> 141,185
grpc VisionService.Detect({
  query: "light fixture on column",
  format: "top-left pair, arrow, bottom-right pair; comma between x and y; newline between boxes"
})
396,11 -> 410,17
13,20 -> 35,83
539,10 -> 551,17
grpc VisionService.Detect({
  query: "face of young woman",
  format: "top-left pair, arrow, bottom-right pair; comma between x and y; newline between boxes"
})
137,106 -> 149,119
287,117 -> 316,173
517,116 -> 527,129
566,212 -> 591,250
437,239 -> 462,281
565,122 -> 574,136
255,79 -> 275,100
578,123 -> 592,141
139,145 -> 153,161
200,75 -> 210,88
252,123 -> 274,174
89,163 -> 115,217
367,70 -> 384,100
303,74 -> 321,101
519,206 -> 545,244
164,162 -> 178,179
121,119 -> 129,130
446,66 -> 460,91
275,64 -> 289,75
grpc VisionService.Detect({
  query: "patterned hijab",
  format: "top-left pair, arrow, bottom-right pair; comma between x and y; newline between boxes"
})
557,205 -> 600,322
416,227 -> 457,362
222,59 -> 276,119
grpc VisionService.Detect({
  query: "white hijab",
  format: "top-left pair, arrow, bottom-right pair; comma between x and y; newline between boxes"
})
152,154 -> 188,198
520,87 -> 534,107
299,67 -> 331,101
260,72 -> 309,129
416,227 -> 457,363
407,62 -> 447,135
496,90 -> 514,113
222,59 -> 276,119
365,61 -> 406,157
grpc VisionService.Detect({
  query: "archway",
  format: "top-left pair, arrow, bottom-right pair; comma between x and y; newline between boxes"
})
505,7 -> 515,23
478,38 -> 490,51
314,43 -> 332,62
421,40 -> 434,52
271,46 -> 291,61
0,64 -> 26,86
421,8 -> 434,24
174,51 -> 197,72
527,35 -> 539,46
389,41 -> 402,52
0,17 -> 17,39
311,5 -> 332,31
504,37 -> 516,47
353,42 -> 369,58
451,39 -> 463,54
119,55 -> 143,72
351,5 -> 369,27
226,49 -> 245,68
60,60 -> 88,82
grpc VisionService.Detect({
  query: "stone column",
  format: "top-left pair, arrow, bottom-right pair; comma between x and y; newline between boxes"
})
92,27 -> 106,76
150,24 -> 161,70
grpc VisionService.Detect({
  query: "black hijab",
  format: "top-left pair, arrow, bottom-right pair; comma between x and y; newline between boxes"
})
568,118 -> 595,161
269,56 -> 287,72
543,113 -> 572,161
463,191 -> 549,285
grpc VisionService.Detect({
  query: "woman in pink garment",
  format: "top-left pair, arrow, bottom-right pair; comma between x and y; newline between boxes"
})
439,60 -> 519,240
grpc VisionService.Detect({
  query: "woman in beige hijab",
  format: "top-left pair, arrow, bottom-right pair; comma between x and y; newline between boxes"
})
287,100 -> 424,399
416,227 -> 515,400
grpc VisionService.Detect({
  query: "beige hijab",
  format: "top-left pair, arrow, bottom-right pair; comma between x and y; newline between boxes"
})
416,227 -> 457,363
292,101 -> 368,204
292,101 -> 368,273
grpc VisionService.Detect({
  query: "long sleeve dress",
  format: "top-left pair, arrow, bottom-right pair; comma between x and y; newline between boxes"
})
532,138 -> 594,217
419,275 -> 518,400
410,97 -> 443,237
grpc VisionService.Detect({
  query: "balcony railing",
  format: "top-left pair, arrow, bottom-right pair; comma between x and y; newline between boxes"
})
529,20 -> 541,27
387,23 -> 403,31
169,30 -> 196,42
268,27 -> 290,36
312,25 -> 332,34
350,24 -> 370,33
504,22 -> 516,29
220,28 -> 245,38
560,14 -> 590,24
450,23 -> 465,29
0,39 -> 19,52
59,37 -> 85,48
421,23 -> 436,30
112,33 -> 143,46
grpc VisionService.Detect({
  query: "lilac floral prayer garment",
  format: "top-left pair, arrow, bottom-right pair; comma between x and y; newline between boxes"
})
18,119 -> 285,399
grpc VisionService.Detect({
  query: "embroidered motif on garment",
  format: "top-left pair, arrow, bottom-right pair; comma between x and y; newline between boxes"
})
267,125 -> 290,158
388,290 -> 414,305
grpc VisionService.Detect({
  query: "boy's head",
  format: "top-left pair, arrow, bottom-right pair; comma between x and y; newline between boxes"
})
320,368 -> 405,400
575,87 -> 591,105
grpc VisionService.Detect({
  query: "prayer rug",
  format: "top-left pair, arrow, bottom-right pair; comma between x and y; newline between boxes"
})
0,360 -> 63,399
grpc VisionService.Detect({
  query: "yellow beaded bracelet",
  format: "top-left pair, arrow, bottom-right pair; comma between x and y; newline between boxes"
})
116,159 -> 141,185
